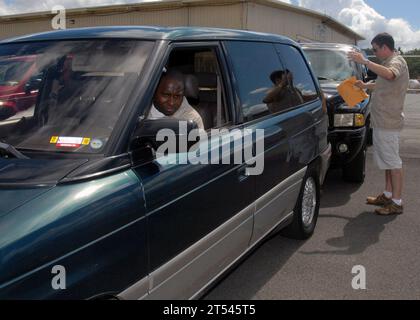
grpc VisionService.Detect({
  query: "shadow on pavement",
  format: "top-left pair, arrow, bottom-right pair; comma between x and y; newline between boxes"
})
203,233 -> 306,300
321,168 -> 364,208
301,212 -> 397,256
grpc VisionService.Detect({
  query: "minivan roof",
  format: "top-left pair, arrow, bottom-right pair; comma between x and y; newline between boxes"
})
0,26 -> 296,45
300,42 -> 361,52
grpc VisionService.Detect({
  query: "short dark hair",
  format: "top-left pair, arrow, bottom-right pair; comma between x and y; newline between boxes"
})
371,33 -> 395,51
269,69 -> 291,84
159,69 -> 185,89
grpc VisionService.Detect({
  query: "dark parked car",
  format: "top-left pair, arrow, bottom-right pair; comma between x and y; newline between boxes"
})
0,26 -> 330,300
302,43 -> 371,183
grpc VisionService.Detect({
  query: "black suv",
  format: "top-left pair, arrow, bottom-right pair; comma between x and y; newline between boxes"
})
302,43 -> 371,183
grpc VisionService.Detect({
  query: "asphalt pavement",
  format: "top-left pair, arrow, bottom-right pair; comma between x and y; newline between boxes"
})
205,93 -> 420,300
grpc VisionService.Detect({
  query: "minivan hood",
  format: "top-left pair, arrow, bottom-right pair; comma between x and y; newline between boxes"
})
0,187 -> 51,217
0,158 -> 88,216
0,158 -> 88,187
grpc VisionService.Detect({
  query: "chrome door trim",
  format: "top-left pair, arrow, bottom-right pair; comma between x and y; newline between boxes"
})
320,143 -> 332,185
146,202 -> 254,299
256,167 -> 307,212
118,276 -> 149,300
250,167 -> 306,245
118,167 -> 308,300
190,211 -> 294,300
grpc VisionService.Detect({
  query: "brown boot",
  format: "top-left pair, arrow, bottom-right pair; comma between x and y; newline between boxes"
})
366,193 -> 392,206
375,202 -> 404,215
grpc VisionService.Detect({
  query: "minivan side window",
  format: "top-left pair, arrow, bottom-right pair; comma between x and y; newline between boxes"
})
275,44 -> 319,105
151,46 -> 230,131
225,41 -> 293,122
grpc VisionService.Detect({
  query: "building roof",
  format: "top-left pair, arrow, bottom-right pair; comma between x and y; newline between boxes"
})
0,25 -> 296,44
0,0 -> 365,41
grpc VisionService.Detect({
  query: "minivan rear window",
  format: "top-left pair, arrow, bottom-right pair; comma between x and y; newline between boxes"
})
224,41 -> 286,121
225,41 -> 318,122
275,44 -> 319,104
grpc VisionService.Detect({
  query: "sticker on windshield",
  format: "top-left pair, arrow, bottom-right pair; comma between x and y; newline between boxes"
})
50,136 -> 59,144
90,139 -> 104,150
50,136 -> 91,148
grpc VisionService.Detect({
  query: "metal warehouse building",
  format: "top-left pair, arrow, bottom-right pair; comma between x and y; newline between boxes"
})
0,0 -> 364,44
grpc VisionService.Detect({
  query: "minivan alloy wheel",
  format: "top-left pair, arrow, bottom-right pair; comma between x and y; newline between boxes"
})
302,177 -> 317,227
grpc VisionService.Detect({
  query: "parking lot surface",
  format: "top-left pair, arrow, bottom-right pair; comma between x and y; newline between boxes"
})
205,94 -> 420,300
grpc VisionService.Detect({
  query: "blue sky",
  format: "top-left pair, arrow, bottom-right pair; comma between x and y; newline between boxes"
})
290,0 -> 420,29
364,0 -> 420,29
289,0 -> 420,49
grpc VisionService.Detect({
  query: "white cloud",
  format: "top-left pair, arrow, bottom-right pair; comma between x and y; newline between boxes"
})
0,0 -> 419,50
298,0 -> 420,50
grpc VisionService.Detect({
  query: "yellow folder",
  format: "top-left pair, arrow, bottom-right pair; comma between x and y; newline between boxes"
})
337,76 -> 369,107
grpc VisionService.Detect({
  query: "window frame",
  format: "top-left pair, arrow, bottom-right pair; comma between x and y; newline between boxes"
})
143,41 -> 236,132
275,43 -> 321,108
222,40 -> 286,124
223,40 -> 322,127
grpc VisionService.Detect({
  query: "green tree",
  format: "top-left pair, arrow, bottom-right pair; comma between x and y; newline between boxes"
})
405,49 -> 420,79
362,48 -> 420,79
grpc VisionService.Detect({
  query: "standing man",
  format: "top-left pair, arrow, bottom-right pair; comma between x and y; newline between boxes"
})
348,33 -> 409,215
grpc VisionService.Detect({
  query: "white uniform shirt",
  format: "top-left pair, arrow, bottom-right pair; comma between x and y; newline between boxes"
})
149,98 -> 205,130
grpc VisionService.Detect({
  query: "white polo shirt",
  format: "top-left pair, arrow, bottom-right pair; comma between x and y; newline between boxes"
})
149,98 -> 205,130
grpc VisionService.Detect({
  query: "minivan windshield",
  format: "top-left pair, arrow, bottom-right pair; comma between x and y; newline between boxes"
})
0,59 -> 33,86
0,40 -> 154,154
304,49 -> 355,82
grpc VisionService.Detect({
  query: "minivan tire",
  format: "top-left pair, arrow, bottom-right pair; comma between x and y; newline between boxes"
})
282,168 -> 320,240
342,142 -> 366,183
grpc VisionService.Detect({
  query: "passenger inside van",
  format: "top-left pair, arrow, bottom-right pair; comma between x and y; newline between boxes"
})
149,70 -> 204,130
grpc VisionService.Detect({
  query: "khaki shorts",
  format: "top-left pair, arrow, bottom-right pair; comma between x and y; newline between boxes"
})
373,128 -> 402,170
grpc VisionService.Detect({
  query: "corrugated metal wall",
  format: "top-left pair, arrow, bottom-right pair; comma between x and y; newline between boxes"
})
69,8 -> 189,28
246,3 -> 355,44
0,2 -> 356,44
189,3 -> 243,29
0,20 -> 51,39
0,8 -> 190,39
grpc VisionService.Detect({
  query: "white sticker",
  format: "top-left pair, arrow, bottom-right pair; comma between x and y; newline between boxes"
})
90,139 -> 104,150
58,137 -> 84,145
55,136 -> 84,148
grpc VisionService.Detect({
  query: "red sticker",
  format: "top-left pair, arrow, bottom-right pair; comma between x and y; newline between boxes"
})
56,143 -> 81,148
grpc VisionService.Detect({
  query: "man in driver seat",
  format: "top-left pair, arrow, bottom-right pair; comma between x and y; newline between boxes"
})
149,70 -> 204,130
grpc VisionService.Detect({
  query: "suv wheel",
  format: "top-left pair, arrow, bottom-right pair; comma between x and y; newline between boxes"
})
282,168 -> 320,240
342,142 -> 366,183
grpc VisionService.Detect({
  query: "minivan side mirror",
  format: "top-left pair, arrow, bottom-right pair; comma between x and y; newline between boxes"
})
130,118 -> 200,162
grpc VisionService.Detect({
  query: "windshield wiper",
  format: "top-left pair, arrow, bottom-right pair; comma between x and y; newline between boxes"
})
317,76 -> 337,81
0,142 -> 30,159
